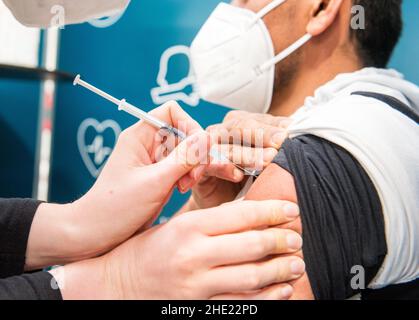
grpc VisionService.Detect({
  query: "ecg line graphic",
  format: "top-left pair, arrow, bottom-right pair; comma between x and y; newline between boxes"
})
86,135 -> 113,165
77,118 -> 121,178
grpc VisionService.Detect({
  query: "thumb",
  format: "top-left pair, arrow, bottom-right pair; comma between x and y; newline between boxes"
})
153,131 -> 211,186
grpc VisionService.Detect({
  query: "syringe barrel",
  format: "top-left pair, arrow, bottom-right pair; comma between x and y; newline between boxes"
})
119,100 -> 187,141
118,100 -> 167,129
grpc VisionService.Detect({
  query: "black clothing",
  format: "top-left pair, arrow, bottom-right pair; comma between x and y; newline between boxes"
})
0,198 -> 62,300
272,92 -> 419,299
274,136 -> 387,299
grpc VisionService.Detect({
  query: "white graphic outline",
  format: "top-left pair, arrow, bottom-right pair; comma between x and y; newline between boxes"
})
77,118 -> 121,178
88,12 -> 124,28
151,45 -> 200,107
87,5 -> 128,29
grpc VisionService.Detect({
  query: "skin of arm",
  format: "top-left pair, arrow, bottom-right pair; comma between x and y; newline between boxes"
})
245,163 -> 315,300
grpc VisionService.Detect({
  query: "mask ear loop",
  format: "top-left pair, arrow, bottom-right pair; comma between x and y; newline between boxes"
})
247,0 -> 288,28
246,0 -> 311,74
257,33 -> 312,73
252,0 -> 288,22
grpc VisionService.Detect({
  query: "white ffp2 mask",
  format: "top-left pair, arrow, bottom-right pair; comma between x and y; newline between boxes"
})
190,0 -> 311,113
3,0 -> 130,28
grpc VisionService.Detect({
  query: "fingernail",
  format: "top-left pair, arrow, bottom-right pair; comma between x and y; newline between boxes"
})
178,185 -> 188,194
178,180 -> 192,194
178,180 -> 185,191
281,285 -> 294,299
271,132 -> 287,149
233,168 -> 244,181
284,203 -> 300,218
287,233 -> 303,250
290,259 -> 306,275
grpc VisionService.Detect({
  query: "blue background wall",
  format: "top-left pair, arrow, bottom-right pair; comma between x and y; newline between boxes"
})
50,0 -> 226,219
389,0 -> 419,85
0,80 -> 40,198
1,0 -> 418,220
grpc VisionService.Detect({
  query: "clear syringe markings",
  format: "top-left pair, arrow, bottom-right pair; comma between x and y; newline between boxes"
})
73,75 -> 261,177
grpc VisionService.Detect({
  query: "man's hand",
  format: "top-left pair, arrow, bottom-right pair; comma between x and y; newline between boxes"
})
51,200 -> 305,300
26,101 -> 212,269
184,110 -> 292,211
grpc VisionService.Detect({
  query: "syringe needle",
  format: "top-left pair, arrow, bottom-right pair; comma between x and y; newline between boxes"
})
210,150 -> 262,177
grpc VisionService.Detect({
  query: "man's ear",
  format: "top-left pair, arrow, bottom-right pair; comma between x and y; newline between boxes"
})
306,0 -> 344,36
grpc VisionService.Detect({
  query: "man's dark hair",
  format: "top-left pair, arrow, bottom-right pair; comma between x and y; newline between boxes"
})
351,0 -> 403,68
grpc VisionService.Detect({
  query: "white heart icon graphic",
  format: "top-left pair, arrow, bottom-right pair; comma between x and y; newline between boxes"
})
77,118 -> 122,178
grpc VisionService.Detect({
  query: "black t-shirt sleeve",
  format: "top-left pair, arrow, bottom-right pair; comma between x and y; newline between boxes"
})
0,271 -> 62,300
273,135 -> 387,300
0,198 -> 42,278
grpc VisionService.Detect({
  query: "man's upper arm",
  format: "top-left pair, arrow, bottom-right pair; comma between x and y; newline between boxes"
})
245,163 -> 314,300
244,135 -> 387,300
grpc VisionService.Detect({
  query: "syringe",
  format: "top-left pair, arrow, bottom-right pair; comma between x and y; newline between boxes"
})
74,75 -> 186,140
73,75 -> 261,177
